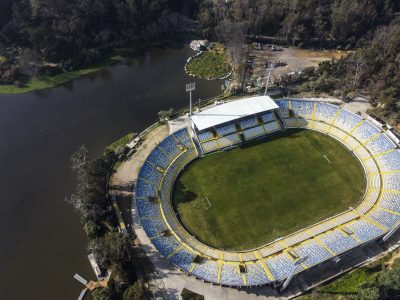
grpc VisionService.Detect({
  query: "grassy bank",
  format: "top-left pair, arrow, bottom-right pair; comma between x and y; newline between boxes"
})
0,37 -> 179,95
0,56 -> 123,95
301,252 -> 397,300
186,46 -> 231,80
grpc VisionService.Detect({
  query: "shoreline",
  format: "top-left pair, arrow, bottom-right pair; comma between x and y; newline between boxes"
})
0,37 -> 190,96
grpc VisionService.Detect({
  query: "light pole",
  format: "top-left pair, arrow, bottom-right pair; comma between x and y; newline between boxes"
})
264,61 -> 275,96
186,82 -> 196,116
280,256 -> 308,292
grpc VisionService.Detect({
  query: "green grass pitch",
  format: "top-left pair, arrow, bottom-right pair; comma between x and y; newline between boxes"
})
172,129 -> 366,251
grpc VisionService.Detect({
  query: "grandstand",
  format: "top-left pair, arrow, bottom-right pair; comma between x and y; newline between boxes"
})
134,97 -> 400,289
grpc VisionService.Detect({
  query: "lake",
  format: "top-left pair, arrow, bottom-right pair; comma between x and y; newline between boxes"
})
0,45 -> 221,299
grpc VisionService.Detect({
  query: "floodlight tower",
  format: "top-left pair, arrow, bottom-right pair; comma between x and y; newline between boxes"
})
264,61 -> 275,96
186,82 -> 196,116
280,256 -> 308,292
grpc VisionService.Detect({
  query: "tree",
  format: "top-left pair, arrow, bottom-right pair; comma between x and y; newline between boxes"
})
358,282 -> 380,300
123,280 -> 152,300
92,288 -> 112,300
19,48 -> 40,77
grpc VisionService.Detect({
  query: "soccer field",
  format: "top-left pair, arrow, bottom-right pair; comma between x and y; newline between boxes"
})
172,129 -> 366,251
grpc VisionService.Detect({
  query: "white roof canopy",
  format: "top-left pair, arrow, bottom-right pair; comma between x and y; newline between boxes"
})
190,96 -> 278,131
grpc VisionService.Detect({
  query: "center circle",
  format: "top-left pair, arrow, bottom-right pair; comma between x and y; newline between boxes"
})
172,129 -> 366,251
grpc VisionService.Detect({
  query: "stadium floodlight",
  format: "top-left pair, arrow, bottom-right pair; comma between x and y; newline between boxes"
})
264,61 -> 275,96
280,256 -> 308,292
186,82 -> 196,116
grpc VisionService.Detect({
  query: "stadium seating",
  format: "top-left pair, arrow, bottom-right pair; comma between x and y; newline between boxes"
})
169,248 -> 195,272
138,162 -> 162,184
135,100 -> 400,287
243,126 -> 265,140
192,260 -> 219,282
197,130 -> 214,142
140,218 -> 168,237
245,263 -> 270,286
376,150 -> 400,171
135,181 -> 158,198
368,208 -> 400,228
379,192 -> 400,213
318,230 -> 358,254
275,100 -> 290,118
366,134 -> 395,154
159,136 -> 181,158
382,173 -> 400,191
315,102 -> 339,123
260,112 -> 275,123
151,235 -> 182,257
344,220 -> 384,242
215,123 -> 237,136
294,240 -> 332,267
264,253 -> 301,281
334,110 -> 362,133
201,140 -> 219,153
353,121 -> 381,142
173,128 -> 194,149
220,264 -> 244,286
264,121 -> 280,132
290,100 -> 314,118
136,199 -> 160,218
239,116 -> 259,129
217,133 -> 241,148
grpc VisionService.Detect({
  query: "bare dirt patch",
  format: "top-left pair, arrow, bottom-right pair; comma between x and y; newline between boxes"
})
249,46 -> 350,82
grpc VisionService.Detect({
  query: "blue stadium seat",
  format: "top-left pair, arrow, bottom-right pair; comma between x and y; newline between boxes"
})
220,264 -> 243,286
239,116 -> 259,129
169,248 -> 195,272
345,220 -> 384,242
290,101 -> 314,118
192,259 -> 219,282
245,263 -> 270,286
215,123 -> 237,136
318,230 -> 358,254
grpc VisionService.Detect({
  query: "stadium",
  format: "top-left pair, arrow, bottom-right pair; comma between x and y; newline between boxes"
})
134,96 -> 400,290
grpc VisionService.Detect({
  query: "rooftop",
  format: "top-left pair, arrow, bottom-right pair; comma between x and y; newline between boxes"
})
190,95 -> 278,131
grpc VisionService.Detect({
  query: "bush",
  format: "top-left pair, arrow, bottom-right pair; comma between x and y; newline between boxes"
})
123,280 -> 152,300
92,288 -> 112,300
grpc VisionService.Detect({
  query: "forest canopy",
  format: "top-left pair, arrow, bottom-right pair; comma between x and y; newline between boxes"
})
0,0 -> 399,122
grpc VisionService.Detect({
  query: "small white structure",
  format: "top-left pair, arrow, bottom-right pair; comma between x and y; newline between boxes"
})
190,40 -> 209,52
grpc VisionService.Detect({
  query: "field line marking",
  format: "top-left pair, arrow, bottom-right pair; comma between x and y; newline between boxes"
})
323,154 -> 332,164
205,196 -> 211,208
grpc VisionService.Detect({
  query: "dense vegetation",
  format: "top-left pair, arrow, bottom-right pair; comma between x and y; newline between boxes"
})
186,47 -> 231,79
1,1 -> 398,82
173,130 -> 365,250
66,145 -> 150,300
299,20 -> 400,125
302,252 -> 400,300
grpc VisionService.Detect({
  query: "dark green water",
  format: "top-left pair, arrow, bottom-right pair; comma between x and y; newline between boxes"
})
0,46 -> 221,299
